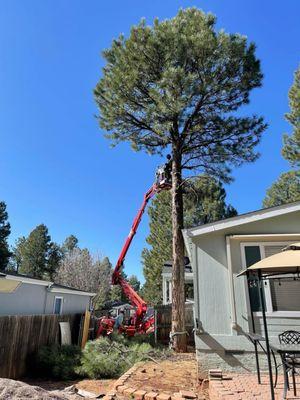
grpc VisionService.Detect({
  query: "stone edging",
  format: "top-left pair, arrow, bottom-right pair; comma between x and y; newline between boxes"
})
103,362 -> 204,400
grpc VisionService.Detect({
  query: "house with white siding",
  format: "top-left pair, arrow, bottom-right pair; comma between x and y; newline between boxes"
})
183,201 -> 300,375
0,272 -> 95,316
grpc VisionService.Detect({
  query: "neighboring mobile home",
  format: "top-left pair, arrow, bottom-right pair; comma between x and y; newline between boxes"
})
162,258 -> 194,305
183,201 -> 300,375
0,272 -> 95,316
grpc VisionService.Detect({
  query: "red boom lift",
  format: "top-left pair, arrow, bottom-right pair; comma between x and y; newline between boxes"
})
97,157 -> 172,337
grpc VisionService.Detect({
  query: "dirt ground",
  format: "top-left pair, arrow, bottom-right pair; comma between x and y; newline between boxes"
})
125,353 -> 202,395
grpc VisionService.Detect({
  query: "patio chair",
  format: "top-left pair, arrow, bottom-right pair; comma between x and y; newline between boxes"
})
278,330 -> 300,396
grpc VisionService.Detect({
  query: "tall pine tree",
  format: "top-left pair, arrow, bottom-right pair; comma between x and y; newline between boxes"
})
94,9 -> 265,350
0,201 -> 11,272
142,177 -> 237,304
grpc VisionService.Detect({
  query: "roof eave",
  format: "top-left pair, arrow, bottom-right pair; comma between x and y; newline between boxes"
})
184,201 -> 300,238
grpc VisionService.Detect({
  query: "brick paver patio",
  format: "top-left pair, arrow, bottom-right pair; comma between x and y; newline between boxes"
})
209,373 -> 300,399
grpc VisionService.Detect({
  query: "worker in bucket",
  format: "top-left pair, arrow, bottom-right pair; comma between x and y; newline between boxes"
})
114,309 -> 124,331
155,155 -> 172,186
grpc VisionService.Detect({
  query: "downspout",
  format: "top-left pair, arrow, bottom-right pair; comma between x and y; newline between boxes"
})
44,284 -> 51,314
226,235 -> 238,332
192,239 -> 202,333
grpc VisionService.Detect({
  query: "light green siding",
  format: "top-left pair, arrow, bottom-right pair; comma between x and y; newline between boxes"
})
185,208 -> 300,371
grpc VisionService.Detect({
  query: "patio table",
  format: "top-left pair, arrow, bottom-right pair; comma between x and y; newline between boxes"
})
245,332 -> 278,386
270,343 -> 300,399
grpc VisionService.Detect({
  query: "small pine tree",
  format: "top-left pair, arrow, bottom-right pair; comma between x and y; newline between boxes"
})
15,224 -> 61,279
263,171 -> 300,208
62,235 -> 79,254
282,66 -> 300,167
0,201 -> 11,272
93,257 -> 113,309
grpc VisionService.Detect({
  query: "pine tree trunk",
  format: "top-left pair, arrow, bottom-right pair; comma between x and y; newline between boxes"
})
171,147 -> 187,352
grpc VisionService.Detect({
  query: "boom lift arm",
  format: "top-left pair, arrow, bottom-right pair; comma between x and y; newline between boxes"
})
111,157 -> 172,331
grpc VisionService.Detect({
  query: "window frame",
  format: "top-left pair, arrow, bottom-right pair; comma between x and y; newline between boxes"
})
240,241 -> 300,318
53,296 -> 63,315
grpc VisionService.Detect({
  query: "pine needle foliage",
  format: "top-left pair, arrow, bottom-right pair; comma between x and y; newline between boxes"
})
77,335 -> 168,379
282,66 -> 300,167
263,66 -> 300,207
263,171 -> 300,208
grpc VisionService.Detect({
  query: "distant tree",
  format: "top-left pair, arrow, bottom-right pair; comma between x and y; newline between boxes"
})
55,248 -> 99,292
93,257 -> 113,309
62,235 -> 79,254
183,177 -> 237,227
263,171 -> 300,208
47,243 -> 63,280
11,237 -> 26,272
263,66 -> 300,207
0,202 -> 11,271
110,285 -> 123,302
127,275 -> 141,293
94,8 -> 265,350
282,66 -> 300,167
142,191 -> 173,305
110,270 -> 128,303
142,177 -> 237,304
16,224 -> 61,279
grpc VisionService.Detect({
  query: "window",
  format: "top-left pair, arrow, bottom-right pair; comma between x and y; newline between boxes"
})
242,241 -> 300,315
185,282 -> 194,302
53,297 -> 63,315
244,245 -> 263,312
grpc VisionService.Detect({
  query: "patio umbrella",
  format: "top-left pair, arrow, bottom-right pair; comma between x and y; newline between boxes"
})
238,243 -> 300,400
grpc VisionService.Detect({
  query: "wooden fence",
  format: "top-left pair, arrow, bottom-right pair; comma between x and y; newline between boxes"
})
154,303 -> 195,346
0,313 -> 81,379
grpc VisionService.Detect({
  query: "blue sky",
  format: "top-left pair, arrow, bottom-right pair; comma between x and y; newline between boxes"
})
0,0 -> 299,282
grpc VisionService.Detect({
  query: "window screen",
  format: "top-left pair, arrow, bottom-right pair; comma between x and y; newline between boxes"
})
264,245 -> 286,258
270,279 -> 300,311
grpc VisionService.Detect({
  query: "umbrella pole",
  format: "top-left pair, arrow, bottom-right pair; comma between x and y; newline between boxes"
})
258,269 -> 275,400
247,271 -> 261,384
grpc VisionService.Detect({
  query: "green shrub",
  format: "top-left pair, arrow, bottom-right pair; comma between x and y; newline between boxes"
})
77,335 -> 167,379
33,345 -> 82,380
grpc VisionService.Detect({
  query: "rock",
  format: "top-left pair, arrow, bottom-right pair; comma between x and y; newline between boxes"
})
0,378 -> 67,399
179,390 -> 197,399
76,388 -> 99,398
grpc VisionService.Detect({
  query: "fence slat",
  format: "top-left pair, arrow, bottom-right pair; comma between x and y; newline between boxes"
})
0,313 -> 81,379
154,304 -> 195,346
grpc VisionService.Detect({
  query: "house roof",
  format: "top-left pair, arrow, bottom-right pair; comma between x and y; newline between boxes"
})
184,201 -> 300,238
162,258 -> 192,274
0,272 -> 96,296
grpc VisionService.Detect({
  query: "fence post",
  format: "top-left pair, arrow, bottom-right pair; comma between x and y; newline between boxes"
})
154,309 -> 157,344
